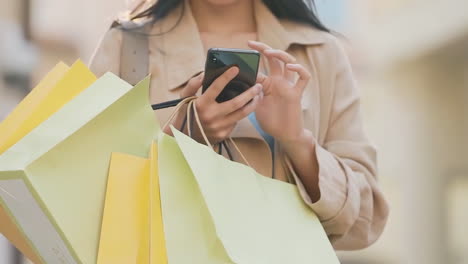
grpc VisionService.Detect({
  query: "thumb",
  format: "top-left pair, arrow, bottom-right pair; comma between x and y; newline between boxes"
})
181,72 -> 204,97
256,72 -> 267,84
256,72 -> 272,96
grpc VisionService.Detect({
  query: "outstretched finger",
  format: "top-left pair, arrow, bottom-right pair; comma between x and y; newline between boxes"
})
264,49 -> 296,64
264,50 -> 296,81
248,40 -> 283,76
286,64 -> 311,92
247,40 -> 271,52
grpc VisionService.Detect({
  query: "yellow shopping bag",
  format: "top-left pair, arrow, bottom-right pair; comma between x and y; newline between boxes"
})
97,142 -> 167,264
98,133 -> 233,264
0,60 -> 96,264
0,66 -> 157,263
0,60 -> 96,152
97,152 -> 150,264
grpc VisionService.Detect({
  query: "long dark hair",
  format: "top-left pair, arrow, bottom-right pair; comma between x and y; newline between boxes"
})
131,0 -> 329,32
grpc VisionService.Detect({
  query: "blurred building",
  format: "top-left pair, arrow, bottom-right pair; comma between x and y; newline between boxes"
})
340,0 -> 468,264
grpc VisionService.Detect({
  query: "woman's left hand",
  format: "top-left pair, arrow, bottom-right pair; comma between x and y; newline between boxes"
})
248,40 -> 311,143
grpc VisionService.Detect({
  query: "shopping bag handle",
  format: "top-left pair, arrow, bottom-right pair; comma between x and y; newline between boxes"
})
186,99 -> 212,149
188,100 -> 251,167
162,96 -> 213,149
162,96 -> 197,131
162,97 -> 251,166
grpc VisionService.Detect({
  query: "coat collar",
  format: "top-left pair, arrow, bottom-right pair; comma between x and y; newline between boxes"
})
151,0 -> 325,90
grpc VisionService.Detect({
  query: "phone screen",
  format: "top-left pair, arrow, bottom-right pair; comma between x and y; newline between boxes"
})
202,48 -> 260,103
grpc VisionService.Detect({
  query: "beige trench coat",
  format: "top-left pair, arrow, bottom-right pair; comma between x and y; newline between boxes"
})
89,0 -> 389,250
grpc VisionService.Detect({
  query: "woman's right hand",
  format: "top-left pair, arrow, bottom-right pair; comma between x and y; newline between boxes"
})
182,67 -> 263,144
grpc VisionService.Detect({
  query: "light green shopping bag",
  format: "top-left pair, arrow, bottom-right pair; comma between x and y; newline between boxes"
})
158,134 -> 233,263
0,73 -> 157,264
168,128 -> 340,264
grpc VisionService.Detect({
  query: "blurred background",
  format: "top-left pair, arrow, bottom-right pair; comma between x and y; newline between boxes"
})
1,0 -> 467,263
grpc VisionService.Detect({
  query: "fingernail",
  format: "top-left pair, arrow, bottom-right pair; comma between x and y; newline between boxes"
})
230,67 -> 239,75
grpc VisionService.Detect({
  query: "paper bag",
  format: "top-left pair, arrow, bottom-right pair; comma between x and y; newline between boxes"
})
97,142 -> 167,264
171,128 -> 340,264
0,60 -> 96,264
97,152 -> 150,264
148,142 -> 168,264
0,60 -> 96,152
158,134 -> 233,263
0,72 -> 157,263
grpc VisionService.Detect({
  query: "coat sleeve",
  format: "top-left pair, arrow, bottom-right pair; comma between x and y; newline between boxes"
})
88,27 -> 122,77
292,37 -> 389,250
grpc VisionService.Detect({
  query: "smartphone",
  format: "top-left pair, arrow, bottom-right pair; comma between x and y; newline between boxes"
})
202,48 -> 260,103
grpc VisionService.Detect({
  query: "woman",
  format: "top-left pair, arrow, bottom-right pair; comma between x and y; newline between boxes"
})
90,0 -> 389,250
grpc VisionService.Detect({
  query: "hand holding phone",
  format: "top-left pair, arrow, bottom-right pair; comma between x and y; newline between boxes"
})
153,48 -> 261,109
199,66 -> 262,142
202,48 -> 261,103
162,48 -> 262,143
180,66 -> 262,143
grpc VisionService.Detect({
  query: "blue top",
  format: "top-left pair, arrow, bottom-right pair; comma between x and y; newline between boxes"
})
248,112 -> 275,152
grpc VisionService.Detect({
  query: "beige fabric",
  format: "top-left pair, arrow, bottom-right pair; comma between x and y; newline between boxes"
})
119,26 -> 150,85
89,0 -> 389,250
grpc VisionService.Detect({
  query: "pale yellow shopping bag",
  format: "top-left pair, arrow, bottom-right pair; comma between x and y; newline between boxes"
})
95,94 -> 340,263
0,60 -> 96,264
158,133 -> 234,263
97,142 -> 167,264
0,60 -> 96,152
0,69 -> 157,263
168,127 -> 341,264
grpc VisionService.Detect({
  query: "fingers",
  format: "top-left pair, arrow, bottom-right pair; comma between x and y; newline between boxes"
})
195,81 -> 261,142
286,63 -> 311,92
249,40 -> 310,93
200,67 -> 239,103
220,83 -> 262,115
256,72 -> 267,84
264,49 -> 296,64
247,40 -> 271,52
263,49 -> 297,81
181,72 -> 204,97
256,72 -> 272,96
223,94 -> 260,126
248,40 -> 283,76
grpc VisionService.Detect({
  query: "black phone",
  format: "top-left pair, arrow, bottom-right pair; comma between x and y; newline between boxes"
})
202,48 -> 260,103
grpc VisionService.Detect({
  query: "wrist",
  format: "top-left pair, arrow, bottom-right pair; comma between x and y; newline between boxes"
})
279,129 -> 315,152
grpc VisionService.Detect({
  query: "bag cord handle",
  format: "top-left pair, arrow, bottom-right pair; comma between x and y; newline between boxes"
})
162,97 -> 250,166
